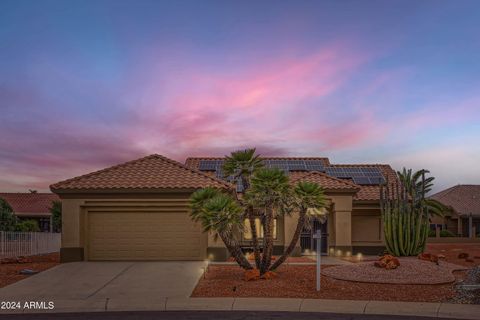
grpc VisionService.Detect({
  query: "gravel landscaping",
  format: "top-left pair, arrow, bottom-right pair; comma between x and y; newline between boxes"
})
192,264 -> 458,302
0,253 -> 59,288
322,258 -> 467,284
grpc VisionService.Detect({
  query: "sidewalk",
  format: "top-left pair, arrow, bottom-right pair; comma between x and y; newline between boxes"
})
1,297 -> 479,319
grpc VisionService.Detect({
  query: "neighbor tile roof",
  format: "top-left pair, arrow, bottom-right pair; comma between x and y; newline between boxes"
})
429,185 -> 480,217
186,157 -> 396,201
289,171 -> 360,192
50,154 -> 232,192
0,193 -> 59,217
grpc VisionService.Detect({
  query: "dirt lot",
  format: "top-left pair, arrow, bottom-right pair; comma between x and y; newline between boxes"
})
0,253 -> 60,288
193,243 -> 480,302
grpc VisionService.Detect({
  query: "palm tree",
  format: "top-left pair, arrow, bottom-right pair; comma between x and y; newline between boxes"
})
223,148 -> 264,268
246,168 -> 291,274
270,181 -> 326,270
190,188 -> 252,269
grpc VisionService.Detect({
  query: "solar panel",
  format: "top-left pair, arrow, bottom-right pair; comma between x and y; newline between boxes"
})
198,160 -> 219,171
326,166 -> 385,185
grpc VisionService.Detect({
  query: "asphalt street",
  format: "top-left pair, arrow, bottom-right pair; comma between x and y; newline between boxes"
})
0,311 -> 466,320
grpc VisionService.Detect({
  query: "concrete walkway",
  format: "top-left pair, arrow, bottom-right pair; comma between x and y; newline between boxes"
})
1,297 -> 478,319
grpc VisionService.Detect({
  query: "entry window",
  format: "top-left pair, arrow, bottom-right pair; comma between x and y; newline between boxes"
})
244,218 -> 277,240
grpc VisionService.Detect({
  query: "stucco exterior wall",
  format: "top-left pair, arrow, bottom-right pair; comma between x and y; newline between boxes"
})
59,192 -> 206,262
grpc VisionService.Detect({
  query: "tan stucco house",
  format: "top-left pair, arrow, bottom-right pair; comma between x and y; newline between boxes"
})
51,154 -> 397,262
429,185 -> 480,237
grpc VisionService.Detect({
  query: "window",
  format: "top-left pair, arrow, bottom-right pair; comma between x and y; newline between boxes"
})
429,223 -> 444,231
244,218 -> 277,240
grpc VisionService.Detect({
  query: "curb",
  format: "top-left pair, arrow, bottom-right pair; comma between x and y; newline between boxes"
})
1,297 -> 479,319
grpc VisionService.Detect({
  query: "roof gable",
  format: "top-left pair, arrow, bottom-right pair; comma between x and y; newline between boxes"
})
50,154 -> 232,193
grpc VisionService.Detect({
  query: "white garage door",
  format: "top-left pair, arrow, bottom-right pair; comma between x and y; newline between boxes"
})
87,211 -> 206,261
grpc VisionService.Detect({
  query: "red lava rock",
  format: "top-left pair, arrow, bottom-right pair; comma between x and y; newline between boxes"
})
244,269 -> 260,281
418,253 -> 439,264
465,258 -> 475,263
437,254 -> 446,259
458,253 -> 469,259
261,271 -> 277,280
374,255 -> 400,270
474,256 -> 480,259
0,258 -> 18,264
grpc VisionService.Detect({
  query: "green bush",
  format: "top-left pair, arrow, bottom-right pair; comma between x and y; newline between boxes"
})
439,229 -> 455,237
428,229 -> 436,237
15,220 -> 40,232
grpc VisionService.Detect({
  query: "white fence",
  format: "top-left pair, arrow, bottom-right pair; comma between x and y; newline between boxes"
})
0,232 -> 61,258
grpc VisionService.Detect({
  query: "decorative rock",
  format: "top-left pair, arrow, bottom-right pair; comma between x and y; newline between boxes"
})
19,269 -> 39,275
437,254 -> 446,259
465,258 -> 475,263
418,253 -> 439,264
373,255 -> 400,270
244,269 -> 260,281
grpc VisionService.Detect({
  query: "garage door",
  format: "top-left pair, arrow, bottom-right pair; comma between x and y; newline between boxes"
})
87,211 -> 206,260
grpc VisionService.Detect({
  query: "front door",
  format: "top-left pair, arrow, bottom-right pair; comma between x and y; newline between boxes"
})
300,218 -> 328,255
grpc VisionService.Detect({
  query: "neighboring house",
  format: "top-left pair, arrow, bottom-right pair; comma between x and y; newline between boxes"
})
50,154 -> 397,262
429,185 -> 480,237
0,193 -> 59,232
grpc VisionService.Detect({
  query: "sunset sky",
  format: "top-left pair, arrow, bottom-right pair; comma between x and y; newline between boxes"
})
1,0 -> 479,193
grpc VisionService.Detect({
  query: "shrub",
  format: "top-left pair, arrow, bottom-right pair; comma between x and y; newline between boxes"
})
15,220 -> 40,232
428,229 -> 436,237
439,229 -> 455,237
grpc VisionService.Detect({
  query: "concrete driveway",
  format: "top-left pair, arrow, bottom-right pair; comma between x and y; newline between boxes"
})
0,261 -> 206,303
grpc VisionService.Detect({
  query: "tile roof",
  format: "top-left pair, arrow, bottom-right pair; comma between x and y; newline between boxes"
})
429,185 -> 480,217
289,171 -> 360,192
186,157 -> 396,201
0,193 -> 59,217
328,164 -> 398,201
50,154 -> 232,193
185,156 -> 331,168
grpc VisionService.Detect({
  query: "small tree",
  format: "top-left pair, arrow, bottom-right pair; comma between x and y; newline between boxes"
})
190,148 -> 327,275
271,181 -> 326,270
0,198 -> 17,231
190,188 -> 252,269
50,200 -> 62,232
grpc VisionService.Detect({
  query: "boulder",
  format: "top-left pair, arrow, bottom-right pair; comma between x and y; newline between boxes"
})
374,255 -> 400,269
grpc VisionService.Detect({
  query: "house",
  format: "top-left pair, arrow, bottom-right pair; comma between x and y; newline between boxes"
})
429,185 -> 480,237
51,154 -> 397,262
0,192 -> 59,232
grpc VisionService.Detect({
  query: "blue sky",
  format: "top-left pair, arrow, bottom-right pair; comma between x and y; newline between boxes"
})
1,0 -> 479,192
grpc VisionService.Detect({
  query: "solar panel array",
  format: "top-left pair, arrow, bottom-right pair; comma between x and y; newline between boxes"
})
325,167 -> 385,185
197,160 -> 385,190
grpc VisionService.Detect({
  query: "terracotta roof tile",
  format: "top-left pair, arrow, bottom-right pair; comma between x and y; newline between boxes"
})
50,154 -> 232,192
289,171 -> 360,192
187,157 -> 396,201
0,193 -> 59,217
328,164 -> 398,201
430,185 -> 480,217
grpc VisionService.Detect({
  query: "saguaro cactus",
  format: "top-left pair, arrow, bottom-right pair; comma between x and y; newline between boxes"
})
380,171 -> 429,256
